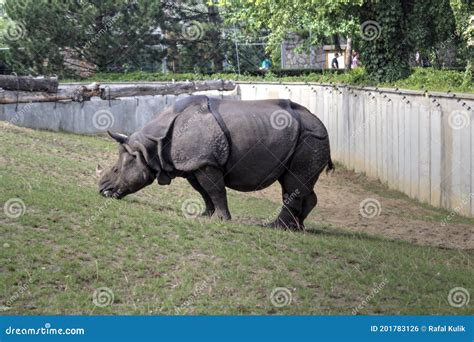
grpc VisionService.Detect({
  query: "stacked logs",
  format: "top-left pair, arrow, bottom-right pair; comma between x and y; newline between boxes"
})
0,76 -> 236,104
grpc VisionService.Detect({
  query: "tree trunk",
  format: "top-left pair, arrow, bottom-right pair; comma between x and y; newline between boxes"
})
99,80 -> 235,100
345,37 -> 353,71
0,80 -> 236,104
0,75 -> 59,93
0,83 -> 100,104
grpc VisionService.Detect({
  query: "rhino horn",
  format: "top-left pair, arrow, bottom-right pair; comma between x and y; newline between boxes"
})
107,131 -> 128,144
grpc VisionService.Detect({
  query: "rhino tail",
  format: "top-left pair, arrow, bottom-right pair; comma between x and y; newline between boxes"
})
326,155 -> 335,174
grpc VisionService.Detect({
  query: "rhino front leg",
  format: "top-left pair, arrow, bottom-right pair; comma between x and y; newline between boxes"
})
186,177 -> 215,216
194,166 -> 231,220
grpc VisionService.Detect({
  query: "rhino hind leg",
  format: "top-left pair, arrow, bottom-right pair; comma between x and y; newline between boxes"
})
271,205 -> 302,230
186,177 -> 215,216
299,191 -> 317,224
271,191 -> 318,230
272,137 -> 329,229
270,177 -> 304,230
194,166 -> 231,220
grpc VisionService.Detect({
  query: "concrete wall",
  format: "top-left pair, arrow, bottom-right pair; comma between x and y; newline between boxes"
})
0,90 -> 237,135
238,83 -> 474,217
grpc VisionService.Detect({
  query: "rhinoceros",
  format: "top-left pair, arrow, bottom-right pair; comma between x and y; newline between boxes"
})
98,95 -> 333,229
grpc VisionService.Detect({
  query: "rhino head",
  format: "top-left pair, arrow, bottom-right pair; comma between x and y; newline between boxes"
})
98,131 -> 158,199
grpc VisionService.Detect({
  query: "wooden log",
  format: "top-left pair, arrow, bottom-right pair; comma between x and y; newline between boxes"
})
0,83 -> 100,104
0,80 -> 235,104
99,80 -> 235,99
0,75 -> 59,93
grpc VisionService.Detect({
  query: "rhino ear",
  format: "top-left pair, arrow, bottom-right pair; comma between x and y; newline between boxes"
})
107,131 -> 128,144
133,141 -> 161,171
132,140 -> 172,185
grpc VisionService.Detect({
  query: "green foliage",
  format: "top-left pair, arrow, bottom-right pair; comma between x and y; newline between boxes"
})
221,0 -> 363,49
450,0 -> 473,42
2,0 -> 230,76
461,60 -> 473,88
223,0 -> 469,83
2,0 -> 469,82
449,0 -> 474,66
71,67 -> 473,93
408,0 -> 454,50
359,0 -> 410,82
3,0 -> 165,75
382,67 -> 473,92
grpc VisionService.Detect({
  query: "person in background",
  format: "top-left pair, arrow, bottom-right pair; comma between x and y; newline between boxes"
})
259,56 -> 272,71
331,52 -> 339,69
351,51 -> 360,68
415,51 -> 421,66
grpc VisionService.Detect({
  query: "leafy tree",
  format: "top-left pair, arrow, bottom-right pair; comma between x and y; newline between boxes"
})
3,0 -> 165,75
450,0 -> 474,46
3,0 -> 231,76
222,0 -> 467,82
221,0 -> 362,69
161,1 -> 228,73
406,0 -> 460,68
449,0 -> 473,76
359,0 -> 411,82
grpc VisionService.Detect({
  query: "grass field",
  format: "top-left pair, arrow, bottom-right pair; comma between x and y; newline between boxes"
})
0,123 -> 472,315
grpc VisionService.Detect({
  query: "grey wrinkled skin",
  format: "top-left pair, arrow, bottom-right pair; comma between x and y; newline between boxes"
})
99,95 -> 333,229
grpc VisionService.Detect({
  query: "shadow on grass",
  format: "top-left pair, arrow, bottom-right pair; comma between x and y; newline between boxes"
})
241,218 -> 392,245
305,225 -> 394,244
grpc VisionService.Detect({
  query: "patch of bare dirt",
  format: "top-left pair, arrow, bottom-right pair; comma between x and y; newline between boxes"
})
248,169 -> 474,250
